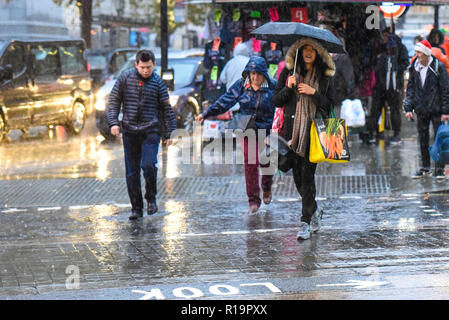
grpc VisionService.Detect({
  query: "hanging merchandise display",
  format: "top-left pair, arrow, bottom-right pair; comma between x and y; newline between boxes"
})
291,7 -> 308,23
244,10 -> 263,57
268,7 -> 280,22
246,9 -> 262,34
224,9 -> 243,50
203,9 -> 225,42
203,37 -> 227,102
263,42 -> 282,79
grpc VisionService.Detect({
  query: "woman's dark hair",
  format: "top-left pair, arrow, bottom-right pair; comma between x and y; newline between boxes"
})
296,45 -> 327,79
136,49 -> 155,64
428,28 -> 444,46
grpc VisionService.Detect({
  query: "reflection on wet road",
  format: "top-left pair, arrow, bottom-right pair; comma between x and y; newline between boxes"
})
2,116 -> 449,299
0,119 -> 123,180
0,116 -> 424,180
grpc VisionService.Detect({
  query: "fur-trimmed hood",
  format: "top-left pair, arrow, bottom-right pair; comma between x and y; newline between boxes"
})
285,38 -> 336,77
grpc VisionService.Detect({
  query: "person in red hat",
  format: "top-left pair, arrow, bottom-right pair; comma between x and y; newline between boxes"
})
411,36 -> 449,76
404,39 -> 449,179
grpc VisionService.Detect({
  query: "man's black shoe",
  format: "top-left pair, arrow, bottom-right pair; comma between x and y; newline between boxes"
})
147,201 -> 158,215
129,210 -> 143,220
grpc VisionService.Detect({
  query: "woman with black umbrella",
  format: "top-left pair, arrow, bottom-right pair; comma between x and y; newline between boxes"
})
273,38 -> 336,240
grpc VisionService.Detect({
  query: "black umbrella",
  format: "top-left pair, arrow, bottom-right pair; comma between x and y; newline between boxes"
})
250,22 -> 346,54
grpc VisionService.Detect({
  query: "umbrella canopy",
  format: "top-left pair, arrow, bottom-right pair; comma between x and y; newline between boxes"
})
251,22 -> 346,54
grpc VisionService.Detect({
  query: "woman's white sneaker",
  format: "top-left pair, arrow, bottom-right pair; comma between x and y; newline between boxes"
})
296,222 -> 311,240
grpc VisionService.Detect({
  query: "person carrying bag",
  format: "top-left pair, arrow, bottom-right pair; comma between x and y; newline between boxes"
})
272,37 -> 336,241
196,56 -> 277,213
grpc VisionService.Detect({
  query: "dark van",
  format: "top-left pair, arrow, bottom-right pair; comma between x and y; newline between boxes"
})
0,38 -> 92,142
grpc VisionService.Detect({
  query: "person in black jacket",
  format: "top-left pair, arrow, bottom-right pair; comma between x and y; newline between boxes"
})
273,38 -> 335,241
332,51 -> 355,117
367,29 -> 409,144
107,49 -> 176,220
404,40 -> 449,179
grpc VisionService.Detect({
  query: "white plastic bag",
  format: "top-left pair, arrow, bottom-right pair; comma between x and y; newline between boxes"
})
340,99 -> 365,128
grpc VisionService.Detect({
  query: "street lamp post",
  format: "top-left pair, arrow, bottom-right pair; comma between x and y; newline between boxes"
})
160,0 -> 168,71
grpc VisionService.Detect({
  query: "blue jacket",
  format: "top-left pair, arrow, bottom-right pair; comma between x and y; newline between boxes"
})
202,56 -> 277,130
430,122 -> 449,164
106,68 -> 176,139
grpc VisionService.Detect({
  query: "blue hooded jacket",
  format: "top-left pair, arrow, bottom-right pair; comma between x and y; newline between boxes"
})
202,56 -> 277,130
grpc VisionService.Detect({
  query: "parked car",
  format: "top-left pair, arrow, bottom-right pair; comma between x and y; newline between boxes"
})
87,47 -> 138,91
95,55 -> 205,140
0,38 -> 92,143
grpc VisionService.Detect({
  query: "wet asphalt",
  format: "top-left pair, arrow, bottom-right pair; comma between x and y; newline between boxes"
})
0,116 -> 449,300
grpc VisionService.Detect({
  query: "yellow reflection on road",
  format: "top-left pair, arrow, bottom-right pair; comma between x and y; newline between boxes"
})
163,200 -> 187,235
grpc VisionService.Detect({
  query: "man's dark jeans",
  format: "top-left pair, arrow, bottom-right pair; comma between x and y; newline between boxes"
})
122,131 -> 160,213
417,114 -> 444,173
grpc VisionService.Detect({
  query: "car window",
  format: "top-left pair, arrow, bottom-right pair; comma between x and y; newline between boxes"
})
124,51 -> 136,61
31,45 -> 60,80
154,62 -> 196,88
59,45 -> 87,75
111,52 -> 134,74
88,54 -> 107,70
1,43 -> 25,78
114,59 -> 135,78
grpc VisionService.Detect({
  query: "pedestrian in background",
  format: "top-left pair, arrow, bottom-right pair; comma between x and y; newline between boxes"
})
273,38 -> 335,241
331,50 -> 355,118
196,56 -> 276,213
219,43 -> 250,91
107,49 -> 176,220
367,29 -> 409,144
404,40 -> 449,179
428,28 -> 447,55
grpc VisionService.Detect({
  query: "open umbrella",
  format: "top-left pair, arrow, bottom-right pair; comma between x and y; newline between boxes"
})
250,22 -> 346,54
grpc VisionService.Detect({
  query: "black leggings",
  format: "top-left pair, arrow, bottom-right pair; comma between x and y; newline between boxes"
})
288,151 -> 318,224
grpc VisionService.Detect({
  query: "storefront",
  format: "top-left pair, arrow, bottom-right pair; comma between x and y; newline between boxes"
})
198,0 -> 380,101
91,14 -> 150,50
197,0 -> 449,99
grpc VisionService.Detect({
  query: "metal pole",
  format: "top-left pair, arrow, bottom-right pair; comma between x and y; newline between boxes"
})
434,5 -> 439,29
160,0 -> 168,71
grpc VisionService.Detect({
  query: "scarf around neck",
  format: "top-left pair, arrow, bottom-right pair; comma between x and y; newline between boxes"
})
291,66 -> 319,157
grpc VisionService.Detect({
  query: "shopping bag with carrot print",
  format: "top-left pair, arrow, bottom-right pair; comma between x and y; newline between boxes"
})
309,117 -> 350,164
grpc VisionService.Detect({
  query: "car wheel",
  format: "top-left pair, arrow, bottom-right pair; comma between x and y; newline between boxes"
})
181,104 -> 196,135
65,101 -> 86,135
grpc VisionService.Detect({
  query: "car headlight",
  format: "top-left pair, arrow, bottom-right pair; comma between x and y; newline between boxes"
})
95,90 -> 107,111
169,95 -> 179,107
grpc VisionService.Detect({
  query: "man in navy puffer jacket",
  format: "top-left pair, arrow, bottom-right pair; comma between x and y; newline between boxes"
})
107,49 -> 176,220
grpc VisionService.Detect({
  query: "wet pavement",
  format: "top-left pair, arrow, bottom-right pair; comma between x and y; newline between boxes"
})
1,116 -> 449,300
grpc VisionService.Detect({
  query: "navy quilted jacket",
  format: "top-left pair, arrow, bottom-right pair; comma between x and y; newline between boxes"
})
106,68 -> 176,139
202,56 -> 277,130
